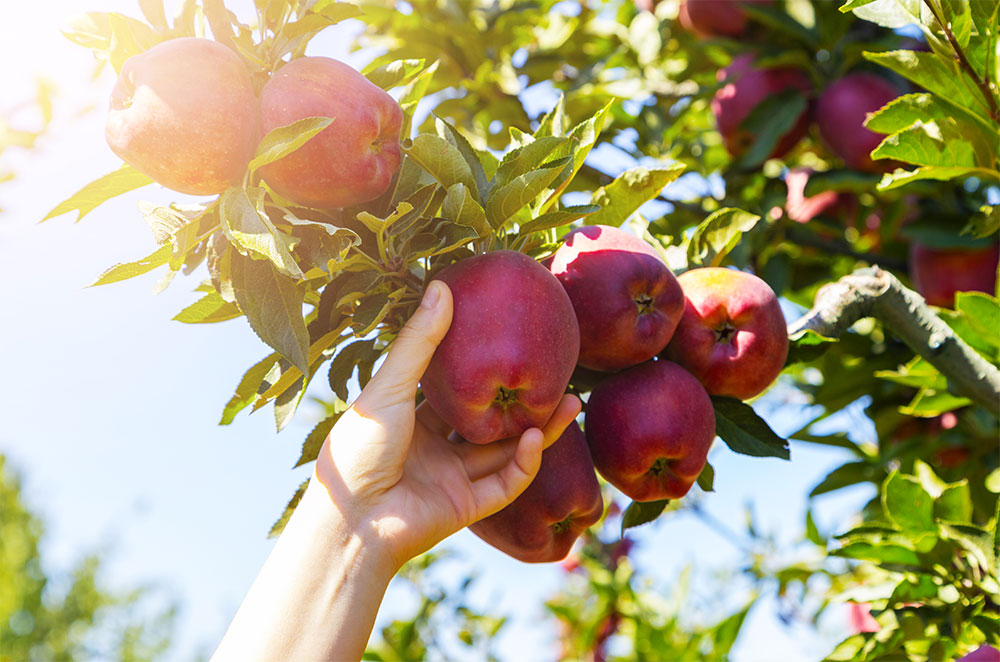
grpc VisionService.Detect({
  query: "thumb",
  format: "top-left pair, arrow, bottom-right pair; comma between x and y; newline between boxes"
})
358,281 -> 453,406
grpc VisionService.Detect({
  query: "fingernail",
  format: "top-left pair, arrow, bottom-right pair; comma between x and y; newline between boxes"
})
420,282 -> 441,309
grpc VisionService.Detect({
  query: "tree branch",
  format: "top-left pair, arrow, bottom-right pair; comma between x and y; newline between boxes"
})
788,266 -> 1000,417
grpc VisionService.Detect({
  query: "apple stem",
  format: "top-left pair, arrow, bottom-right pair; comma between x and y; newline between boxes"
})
788,266 -> 1000,417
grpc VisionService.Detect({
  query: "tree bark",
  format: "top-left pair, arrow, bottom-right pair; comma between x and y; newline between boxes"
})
788,266 -> 1000,417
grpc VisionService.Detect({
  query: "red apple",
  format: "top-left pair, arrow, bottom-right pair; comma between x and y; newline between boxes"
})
106,38 -> 258,195
909,241 -> 999,308
421,251 -> 580,444
550,225 -> 685,372
816,73 -> 900,172
585,360 -> 715,502
958,645 -> 1000,662
712,54 -> 812,161
663,268 -> 788,400
678,0 -> 772,37
784,168 -> 857,224
258,56 -> 403,209
847,602 -> 881,634
469,421 -> 603,563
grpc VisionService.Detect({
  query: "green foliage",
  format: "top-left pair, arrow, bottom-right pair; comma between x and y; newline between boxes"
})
0,456 -> 176,661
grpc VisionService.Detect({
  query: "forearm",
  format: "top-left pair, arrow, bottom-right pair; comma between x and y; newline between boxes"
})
212,481 -> 396,661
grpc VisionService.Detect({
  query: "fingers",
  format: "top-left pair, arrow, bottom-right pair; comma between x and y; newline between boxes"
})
468,427 -> 545,520
456,394 -> 582,482
356,282 -> 453,408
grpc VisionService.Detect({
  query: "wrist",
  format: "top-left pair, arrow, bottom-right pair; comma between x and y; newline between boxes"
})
298,476 -> 401,580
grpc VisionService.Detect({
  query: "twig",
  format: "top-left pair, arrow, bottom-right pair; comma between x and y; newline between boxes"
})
788,266 -> 1000,416
922,0 -> 1000,123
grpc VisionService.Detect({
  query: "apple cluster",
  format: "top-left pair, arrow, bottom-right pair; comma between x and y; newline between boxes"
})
105,38 -> 403,209
421,227 -> 788,563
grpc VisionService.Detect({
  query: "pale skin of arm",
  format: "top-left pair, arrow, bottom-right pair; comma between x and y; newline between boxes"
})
212,280 -> 582,661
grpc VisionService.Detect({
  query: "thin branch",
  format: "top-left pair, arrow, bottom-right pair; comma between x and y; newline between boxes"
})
788,266 -> 1000,417
923,0 -> 1000,123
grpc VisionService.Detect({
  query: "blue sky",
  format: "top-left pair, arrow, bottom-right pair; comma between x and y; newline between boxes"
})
1,2 -> 877,659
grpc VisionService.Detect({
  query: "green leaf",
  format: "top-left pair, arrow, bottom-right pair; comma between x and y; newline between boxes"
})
173,290 -> 242,324
402,133 -> 475,192
876,166 -> 986,191
865,93 -> 955,134
434,118 -> 490,200
962,205 -> 999,239
832,541 -> 922,566
786,329 -> 838,365
441,183 -> 488,236
810,461 -> 884,496
986,468 -> 1000,493
712,396 -> 790,460
805,510 -> 825,546
621,499 -> 670,534
936,482 -> 973,523
585,165 -> 685,227
842,0 -> 928,27
864,50 -> 991,125
518,205 -> 601,234
220,352 -> 281,425
89,244 -> 170,286
269,478 -> 309,538
955,292 -> 1000,344
494,136 -> 570,187
871,120 -> 979,169
219,187 -> 303,279
899,388 -> 972,417
248,116 -> 333,172
230,253 -> 310,376
687,208 -> 760,268
734,89 -> 808,169
293,412 -> 342,468
534,95 -> 568,138
363,58 -> 426,90
484,157 -> 571,229
696,461 -> 715,493
328,339 -> 378,401
883,471 -> 935,535
42,165 -> 153,222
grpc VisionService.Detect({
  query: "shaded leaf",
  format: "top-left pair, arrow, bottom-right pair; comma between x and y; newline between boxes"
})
621,499 -> 670,534
269,479 -> 309,538
687,208 -> 760,268
328,339 -> 378,401
173,290 -> 242,324
364,58 -> 426,90
712,396 -> 790,459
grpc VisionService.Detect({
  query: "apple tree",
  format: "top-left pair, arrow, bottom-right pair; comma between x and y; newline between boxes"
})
46,0 -> 998,659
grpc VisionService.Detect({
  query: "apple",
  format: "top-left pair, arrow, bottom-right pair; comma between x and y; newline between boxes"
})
816,72 -> 900,172
105,38 -> 258,195
784,168 -> 857,224
909,240 -> 999,308
258,56 -> 403,209
712,54 -> 811,161
663,268 -> 788,400
847,603 -> 881,634
469,421 -> 603,563
958,646 -> 1000,662
584,360 -> 715,502
550,225 -> 685,372
421,251 -> 580,444
678,0 -> 772,37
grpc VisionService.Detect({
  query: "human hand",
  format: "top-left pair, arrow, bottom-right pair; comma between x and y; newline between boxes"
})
310,280 -> 582,572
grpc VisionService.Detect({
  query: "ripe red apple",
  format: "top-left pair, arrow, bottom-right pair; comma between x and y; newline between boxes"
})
258,56 -> 403,209
678,0 -> 772,37
847,603 -> 881,634
550,225 -> 685,372
106,38 -> 258,195
421,251 -> 580,444
784,168 -> 857,224
958,645 -> 1000,662
469,421 -> 603,563
816,73 -> 900,172
585,360 -> 715,502
712,54 -> 811,161
663,268 -> 788,400
909,241 -> 999,308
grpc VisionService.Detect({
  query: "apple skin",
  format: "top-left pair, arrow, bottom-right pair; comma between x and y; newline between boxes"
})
258,56 -> 403,209
663,268 -> 788,400
421,251 -> 581,445
958,646 -> 1000,662
550,225 -> 685,372
712,54 -> 811,160
105,38 -> 258,195
469,421 -> 603,563
816,73 -> 900,172
678,0 -> 772,37
909,241 -> 999,308
585,360 -> 715,502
